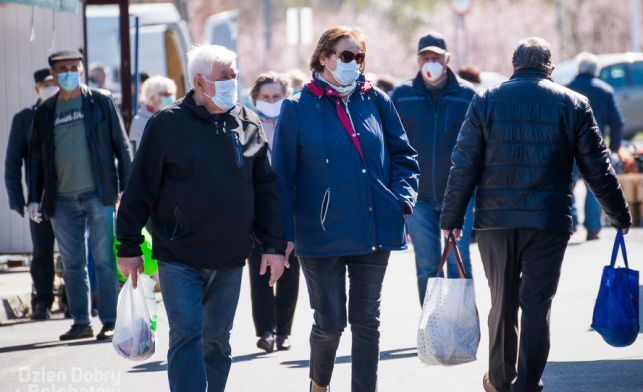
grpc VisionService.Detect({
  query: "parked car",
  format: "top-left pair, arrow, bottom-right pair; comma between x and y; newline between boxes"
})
86,3 -> 192,105
553,52 -> 643,140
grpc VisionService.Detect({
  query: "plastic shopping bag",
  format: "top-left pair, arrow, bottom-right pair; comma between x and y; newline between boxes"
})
417,233 -> 480,366
113,227 -> 158,283
591,228 -> 639,347
113,273 -> 158,360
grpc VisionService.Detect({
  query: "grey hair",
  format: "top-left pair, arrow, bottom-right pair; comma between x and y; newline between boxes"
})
512,37 -> 553,71
576,52 -> 598,76
187,44 -> 237,87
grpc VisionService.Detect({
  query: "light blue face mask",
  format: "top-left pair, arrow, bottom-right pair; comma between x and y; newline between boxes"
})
58,71 -> 81,92
160,96 -> 175,109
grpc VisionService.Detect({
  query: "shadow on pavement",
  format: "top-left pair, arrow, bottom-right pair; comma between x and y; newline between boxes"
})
233,352 -> 272,363
0,338 -> 109,354
128,361 -> 167,373
544,359 -> 643,391
280,347 -> 417,368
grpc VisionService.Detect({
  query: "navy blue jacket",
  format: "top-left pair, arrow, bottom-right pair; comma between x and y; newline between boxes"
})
4,103 -> 37,215
272,75 -> 419,257
390,69 -> 475,203
566,73 -> 624,152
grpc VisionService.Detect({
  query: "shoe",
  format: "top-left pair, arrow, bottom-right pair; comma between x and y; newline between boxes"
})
483,372 -> 497,392
30,303 -> 51,320
276,335 -> 291,351
586,231 -> 600,241
96,322 -> 115,341
60,324 -> 93,341
256,331 -> 275,353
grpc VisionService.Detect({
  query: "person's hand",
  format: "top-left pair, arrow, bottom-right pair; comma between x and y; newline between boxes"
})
260,253 -> 286,287
441,229 -> 462,241
26,203 -> 42,223
118,256 -> 144,288
618,148 -> 637,173
622,227 -> 629,235
284,241 -> 295,268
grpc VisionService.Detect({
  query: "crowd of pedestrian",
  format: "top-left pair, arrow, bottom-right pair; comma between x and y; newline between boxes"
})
3,23 -> 633,392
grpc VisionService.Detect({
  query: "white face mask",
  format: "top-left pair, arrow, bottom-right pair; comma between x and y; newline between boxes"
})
255,99 -> 284,118
330,58 -> 360,87
422,61 -> 445,82
202,77 -> 238,110
38,85 -> 59,101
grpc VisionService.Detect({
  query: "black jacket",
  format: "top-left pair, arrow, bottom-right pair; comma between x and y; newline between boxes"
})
116,90 -> 286,270
29,85 -> 132,216
5,103 -> 37,215
566,74 -> 624,152
440,68 -> 631,233
390,69 -> 475,203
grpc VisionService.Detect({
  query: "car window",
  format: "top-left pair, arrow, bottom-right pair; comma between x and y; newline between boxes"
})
630,61 -> 643,86
599,63 -> 629,90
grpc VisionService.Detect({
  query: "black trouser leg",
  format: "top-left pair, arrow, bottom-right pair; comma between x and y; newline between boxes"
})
275,254 -> 299,336
478,229 -> 569,392
29,219 -> 56,308
247,242 -> 275,336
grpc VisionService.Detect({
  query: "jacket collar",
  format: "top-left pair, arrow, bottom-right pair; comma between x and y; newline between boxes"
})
304,73 -> 373,99
510,67 -> 552,81
412,67 -> 462,97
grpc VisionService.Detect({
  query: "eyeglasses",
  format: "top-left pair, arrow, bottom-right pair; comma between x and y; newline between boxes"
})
333,51 -> 366,65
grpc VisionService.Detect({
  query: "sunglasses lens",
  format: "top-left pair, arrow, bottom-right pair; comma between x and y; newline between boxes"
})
337,51 -> 365,64
355,53 -> 365,64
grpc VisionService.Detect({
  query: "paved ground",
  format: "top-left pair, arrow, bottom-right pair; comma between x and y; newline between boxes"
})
0,223 -> 641,392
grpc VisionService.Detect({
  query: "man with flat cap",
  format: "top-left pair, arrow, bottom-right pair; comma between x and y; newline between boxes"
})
28,50 -> 132,340
5,68 -> 59,320
390,32 -> 476,304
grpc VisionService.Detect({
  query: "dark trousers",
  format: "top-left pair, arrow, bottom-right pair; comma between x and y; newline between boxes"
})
477,229 -> 570,392
29,219 -> 56,308
300,251 -> 389,392
247,240 -> 300,336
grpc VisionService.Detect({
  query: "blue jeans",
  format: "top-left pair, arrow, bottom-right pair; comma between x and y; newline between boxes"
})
300,252 -> 389,392
571,182 -> 603,233
406,198 -> 474,304
158,260 -> 243,392
50,191 -> 118,325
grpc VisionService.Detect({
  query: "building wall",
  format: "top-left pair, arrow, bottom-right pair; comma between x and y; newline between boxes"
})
0,4 -> 84,253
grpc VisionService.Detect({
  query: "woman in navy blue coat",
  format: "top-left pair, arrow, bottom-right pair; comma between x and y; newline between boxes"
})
272,27 -> 419,392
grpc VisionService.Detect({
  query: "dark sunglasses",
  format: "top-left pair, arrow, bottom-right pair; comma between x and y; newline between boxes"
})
333,51 -> 366,65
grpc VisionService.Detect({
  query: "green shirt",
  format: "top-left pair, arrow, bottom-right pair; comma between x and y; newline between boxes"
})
54,95 -> 96,195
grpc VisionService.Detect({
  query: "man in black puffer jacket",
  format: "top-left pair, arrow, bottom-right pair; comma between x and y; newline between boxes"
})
440,38 -> 631,392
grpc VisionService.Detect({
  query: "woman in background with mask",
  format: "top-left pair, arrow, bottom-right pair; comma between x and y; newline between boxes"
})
129,75 -> 176,153
272,27 -> 419,392
247,71 -> 300,353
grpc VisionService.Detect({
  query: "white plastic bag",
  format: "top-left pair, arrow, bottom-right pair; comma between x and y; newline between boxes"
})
113,273 -> 158,360
417,234 -> 480,366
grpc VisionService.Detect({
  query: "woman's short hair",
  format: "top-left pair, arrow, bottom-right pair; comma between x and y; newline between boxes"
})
309,27 -> 366,74
187,44 -> 237,87
249,72 -> 291,104
141,75 -> 177,105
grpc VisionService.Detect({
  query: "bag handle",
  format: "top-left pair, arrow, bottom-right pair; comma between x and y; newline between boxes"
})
609,228 -> 629,269
437,233 -> 467,278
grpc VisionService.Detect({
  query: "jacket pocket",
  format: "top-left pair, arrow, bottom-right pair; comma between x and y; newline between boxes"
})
320,188 -> 331,231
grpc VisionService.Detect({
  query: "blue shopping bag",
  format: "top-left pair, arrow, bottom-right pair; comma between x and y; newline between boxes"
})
591,229 -> 639,347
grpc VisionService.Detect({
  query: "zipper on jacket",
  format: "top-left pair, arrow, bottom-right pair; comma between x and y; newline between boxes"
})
343,96 -> 361,154
431,100 -> 439,202
231,131 -> 244,168
170,206 -> 181,240
320,188 -> 331,231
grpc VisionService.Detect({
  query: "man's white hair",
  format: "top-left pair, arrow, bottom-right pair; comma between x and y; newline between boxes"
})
187,45 -> 237,87
141,75 -> 177,105
576,52 -> 598,76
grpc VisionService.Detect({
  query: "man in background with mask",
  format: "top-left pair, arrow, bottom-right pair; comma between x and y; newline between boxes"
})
116,45 -> 286,392
28,50 -> 132,341
390,32 -> 476,304
4,68 -> 58,320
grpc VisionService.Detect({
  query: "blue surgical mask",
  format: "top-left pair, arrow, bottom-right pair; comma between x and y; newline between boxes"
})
330,58 -> 360,86
202,77 -> 238,110
160,96 -> 175,109
58,71 -> 81,92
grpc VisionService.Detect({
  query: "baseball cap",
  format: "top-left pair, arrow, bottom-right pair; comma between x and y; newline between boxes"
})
33,68 -> 53,84
417,32 -> 447,55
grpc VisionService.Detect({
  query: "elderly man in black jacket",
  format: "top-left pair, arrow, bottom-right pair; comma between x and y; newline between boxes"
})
4,68 -> 58,320
440,37 -> 631,392
566,52 -> 626,241
29,50 -> 132,341
116,45 -> 286,392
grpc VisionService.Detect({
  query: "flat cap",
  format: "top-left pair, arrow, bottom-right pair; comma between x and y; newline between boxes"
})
48,50 -> 83,67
